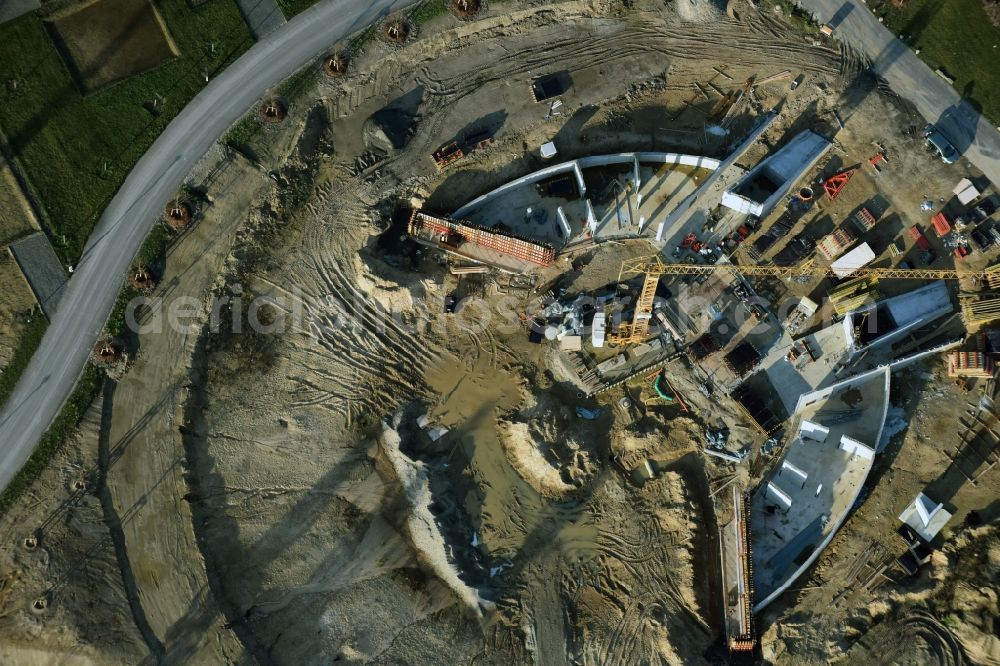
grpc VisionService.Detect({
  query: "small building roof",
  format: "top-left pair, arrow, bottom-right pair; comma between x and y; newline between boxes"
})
898,492 -> 953,542
796,296 -> 819,317
953,178 -> 980,205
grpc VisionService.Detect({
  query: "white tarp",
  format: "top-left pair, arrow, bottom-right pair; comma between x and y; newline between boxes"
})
953,178 -> 980,205
591,312 -> 606,348
831,242 -> 876,278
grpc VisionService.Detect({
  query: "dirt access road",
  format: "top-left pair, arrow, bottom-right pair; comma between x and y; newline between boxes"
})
797,0 -> 1000,186
0,0 -> 417,495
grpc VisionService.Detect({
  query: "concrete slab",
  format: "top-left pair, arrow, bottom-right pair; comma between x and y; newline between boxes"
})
9,232 -> 67,318
235,0 -> 286,39
0,0 -> 40,25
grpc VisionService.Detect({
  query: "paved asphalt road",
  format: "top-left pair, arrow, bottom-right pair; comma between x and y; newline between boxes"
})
0,0 -> 414,493
797,0 -> 1000,187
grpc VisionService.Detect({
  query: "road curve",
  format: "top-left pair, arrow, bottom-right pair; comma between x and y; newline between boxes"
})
797,0 -> 1000,186
0,0 -> 415,493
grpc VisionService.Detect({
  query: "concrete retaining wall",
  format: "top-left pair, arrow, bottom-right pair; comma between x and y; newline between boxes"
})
451,152 -> 722,219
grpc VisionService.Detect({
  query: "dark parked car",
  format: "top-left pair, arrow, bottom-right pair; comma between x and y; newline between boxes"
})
970,199 -> 997,224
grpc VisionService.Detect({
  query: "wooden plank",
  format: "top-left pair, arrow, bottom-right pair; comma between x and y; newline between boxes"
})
713,66 -> 733,81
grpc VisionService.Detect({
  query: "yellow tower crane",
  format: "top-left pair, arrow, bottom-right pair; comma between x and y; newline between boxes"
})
651,260 -> 992,281
605,256 -> 998,346
606,256 -> 673,346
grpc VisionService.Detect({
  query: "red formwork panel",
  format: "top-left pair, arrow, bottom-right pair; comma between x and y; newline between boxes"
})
908,225 -> 931,250
931,212 -> 951,237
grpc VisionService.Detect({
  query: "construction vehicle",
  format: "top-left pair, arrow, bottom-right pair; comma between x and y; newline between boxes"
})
431,127 -> 495,170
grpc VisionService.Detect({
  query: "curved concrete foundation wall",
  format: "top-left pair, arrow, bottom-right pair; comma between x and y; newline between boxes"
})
451,152 -> 721,219
753,468 -> 869,612
756,368 -> 892,613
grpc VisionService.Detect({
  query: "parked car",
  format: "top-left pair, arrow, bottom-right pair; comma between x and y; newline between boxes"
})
920,250 -> 937,266
970,199 -> 997,224
923,124 -> 959,164
899,260 -> 915,270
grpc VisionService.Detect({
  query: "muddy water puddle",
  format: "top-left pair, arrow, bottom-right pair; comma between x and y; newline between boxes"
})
425,355 -> 598,561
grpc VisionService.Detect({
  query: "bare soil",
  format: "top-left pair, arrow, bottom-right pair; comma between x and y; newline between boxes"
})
1,0 -> 998,663
0,158 -> 38,246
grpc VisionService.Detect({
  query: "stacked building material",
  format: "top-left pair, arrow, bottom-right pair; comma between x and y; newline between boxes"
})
829,276 -> 880,316
962,296 -> 1000,325
816,226 -> 858,261
984,264 -> 1000,290
931,212 -> 951,237
852,207 -> 878,233
947,351 -> 994,378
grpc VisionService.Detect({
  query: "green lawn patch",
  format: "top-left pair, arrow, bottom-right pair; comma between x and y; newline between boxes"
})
0,0 -> 253,265
409,0 -> 450,25
869,0 -> 1000,123
46,0 -> 180,93
275,0 -> 319,19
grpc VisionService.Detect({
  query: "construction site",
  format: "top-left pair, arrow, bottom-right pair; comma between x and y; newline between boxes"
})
1,0 -> 999,664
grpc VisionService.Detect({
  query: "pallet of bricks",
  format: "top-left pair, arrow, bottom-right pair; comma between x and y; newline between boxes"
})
815,207 -> 878,262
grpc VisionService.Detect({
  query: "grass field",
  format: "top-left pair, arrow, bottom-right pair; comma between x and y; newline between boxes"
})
0,0 -> 253,265
47,0 -> 179,93
869,0 -> 1000,124
277,0 -> 452,24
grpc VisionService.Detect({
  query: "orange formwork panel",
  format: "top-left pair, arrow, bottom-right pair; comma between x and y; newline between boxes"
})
408,210 -> 555,266
931,212 -> 951,237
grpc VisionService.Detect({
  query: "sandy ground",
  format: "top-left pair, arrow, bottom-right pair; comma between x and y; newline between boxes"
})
0,252 -> 38,369
1,0 -> 998,663
0,158 -> 38,246
0,397 -> 148,663
0,157 -> 41,371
